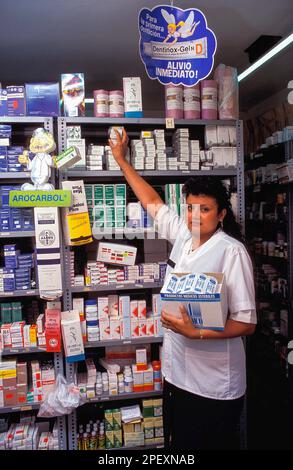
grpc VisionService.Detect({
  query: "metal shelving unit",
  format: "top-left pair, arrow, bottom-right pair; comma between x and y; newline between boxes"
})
86,390 -> 162,404
0,231 -> 35,238
245,141 -> 293,449
0,116 -> 67,450
58,116 -> 245,450
0,347 -> 46,355
0,289 -> 39,298
70,282 -> 163,293
63,169 -> 237,179
0,403 -> 41,414
85,337 -> 163,348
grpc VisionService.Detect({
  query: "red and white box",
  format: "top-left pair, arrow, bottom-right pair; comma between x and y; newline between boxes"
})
108,295 -> 119,317
110,319 -> 121,340
1,324 -> 12,349
99,318 -> 110,341
146,317 -> 155,336
130,301 -> 138,319
98,297 -> 109,320
139,319 -> 147,337
138,300 -> 147,319
131,320 -> 139,338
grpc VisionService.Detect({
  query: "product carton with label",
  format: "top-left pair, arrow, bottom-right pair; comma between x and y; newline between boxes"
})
160,272 -> 227,330
61,180 -> 92,246
61,310 -> 85,362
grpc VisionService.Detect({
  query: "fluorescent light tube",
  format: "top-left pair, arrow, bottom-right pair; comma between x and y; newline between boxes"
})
238,32 -> 293,82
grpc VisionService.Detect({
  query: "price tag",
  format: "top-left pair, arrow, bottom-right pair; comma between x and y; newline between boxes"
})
123,340 -> 131,345
182,170 -> 190,174
165,118 -> 175,129
21,406 -> 33,411
0,232 -> 11,237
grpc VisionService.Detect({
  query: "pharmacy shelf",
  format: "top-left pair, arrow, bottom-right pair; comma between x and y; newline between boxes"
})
1,347 -> 46,356
0,403 -> 41,414
63,169 -> 237,178
0,172 -> 31,179
92,228 -> 156,240
70,282 -> 163,293
59,117 -> 237,126
85,337 -> 163,348
0,231 -> 35,238
86,390 -> 163,405
107,443 -> 164,451
0,117 -> 53,124
0,289 -> 39,298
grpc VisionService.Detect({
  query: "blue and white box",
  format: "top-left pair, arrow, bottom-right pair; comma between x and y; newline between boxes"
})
4,245 -> 20,268
160,272 -> 228,330
0,89 -> 7,116
25,83 -> 60,117
6,86 -> 26,116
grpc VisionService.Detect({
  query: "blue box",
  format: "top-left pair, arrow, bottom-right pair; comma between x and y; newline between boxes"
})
0,126 -> 11,138
6,86 -> 26,116
0,89 -> 7,116
25,83 -> 60,117
4,245 -> 19,268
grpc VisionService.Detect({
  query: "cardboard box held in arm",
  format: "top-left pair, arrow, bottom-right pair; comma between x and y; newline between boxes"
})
61,310 -> 85,363
61,180 -> 92,246
160,272 -> 228,330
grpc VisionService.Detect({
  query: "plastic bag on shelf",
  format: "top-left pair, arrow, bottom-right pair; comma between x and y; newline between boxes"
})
37,373 -> 85,417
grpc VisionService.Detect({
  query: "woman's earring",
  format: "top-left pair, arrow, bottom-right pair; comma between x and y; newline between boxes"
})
220,220 -> 223,229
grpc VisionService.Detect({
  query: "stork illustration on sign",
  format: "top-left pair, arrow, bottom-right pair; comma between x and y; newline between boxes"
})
162,9 -> 200,44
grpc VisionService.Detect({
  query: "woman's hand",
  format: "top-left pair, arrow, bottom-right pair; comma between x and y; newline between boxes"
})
108,128 -> 129,167
161,306 -> 198,339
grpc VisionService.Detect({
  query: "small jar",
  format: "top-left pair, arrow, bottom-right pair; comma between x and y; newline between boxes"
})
109,90 -> 124,118
94,89 -> 109,117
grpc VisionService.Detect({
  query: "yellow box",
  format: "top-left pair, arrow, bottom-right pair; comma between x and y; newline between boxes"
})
154,417 -> 163,427
143,418 -> 154,427
105,430 -> 114,449
29,325 -> 37,345
65,212 -> 92,246
123,423 -> 134,433
62,180 -> 93,246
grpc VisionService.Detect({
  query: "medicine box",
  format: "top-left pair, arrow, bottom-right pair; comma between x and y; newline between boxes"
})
160,272 -> 228,330
25,83 -> 60,117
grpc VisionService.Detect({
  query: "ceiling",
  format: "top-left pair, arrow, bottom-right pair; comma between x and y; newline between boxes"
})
0,0 -> 292,113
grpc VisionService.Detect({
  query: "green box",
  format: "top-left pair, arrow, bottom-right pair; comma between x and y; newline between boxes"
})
142,400 -> 154,418
94,185 -> 104,206
115,207 -> 126,228
104,410 -> 113,431
105,184 -> 115,200
112,409 -> 122,430
105,430 -> 114,449
12,302 -> 22,322
105,206 -> 115,228
84,184 -> 93,204
115,184 -> 126,206
1,304 -> 12,323
93,206 -> 105,228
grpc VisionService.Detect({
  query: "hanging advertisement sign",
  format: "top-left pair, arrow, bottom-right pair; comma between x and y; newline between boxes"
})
139,5 -> 217,86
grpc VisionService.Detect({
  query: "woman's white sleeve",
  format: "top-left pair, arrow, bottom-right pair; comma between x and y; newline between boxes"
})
224,247 -> 257,324
155,204 -> 186,245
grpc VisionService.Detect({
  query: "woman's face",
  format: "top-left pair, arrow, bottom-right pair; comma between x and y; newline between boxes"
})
186,194 -> 226,239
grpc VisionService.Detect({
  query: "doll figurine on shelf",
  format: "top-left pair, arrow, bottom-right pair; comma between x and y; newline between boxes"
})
18,127 -> 56,190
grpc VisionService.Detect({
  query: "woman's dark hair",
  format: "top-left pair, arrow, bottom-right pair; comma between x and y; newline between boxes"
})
182,176 -> 245,244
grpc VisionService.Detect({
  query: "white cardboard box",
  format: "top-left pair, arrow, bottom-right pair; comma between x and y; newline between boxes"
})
160,272 -> 228,330
61,310 -> 85,362
34,207 -> 62,296
97,242 -> 137,266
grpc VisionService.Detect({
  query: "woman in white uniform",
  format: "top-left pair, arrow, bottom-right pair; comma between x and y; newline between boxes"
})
109,129 -> 256,450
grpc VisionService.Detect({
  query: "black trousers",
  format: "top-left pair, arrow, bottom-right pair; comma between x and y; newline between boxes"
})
163,380 -> 244,450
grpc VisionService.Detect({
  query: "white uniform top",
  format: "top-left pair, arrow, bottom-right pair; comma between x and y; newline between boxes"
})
28,153 -> 53,185
156,205 -> 257,400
